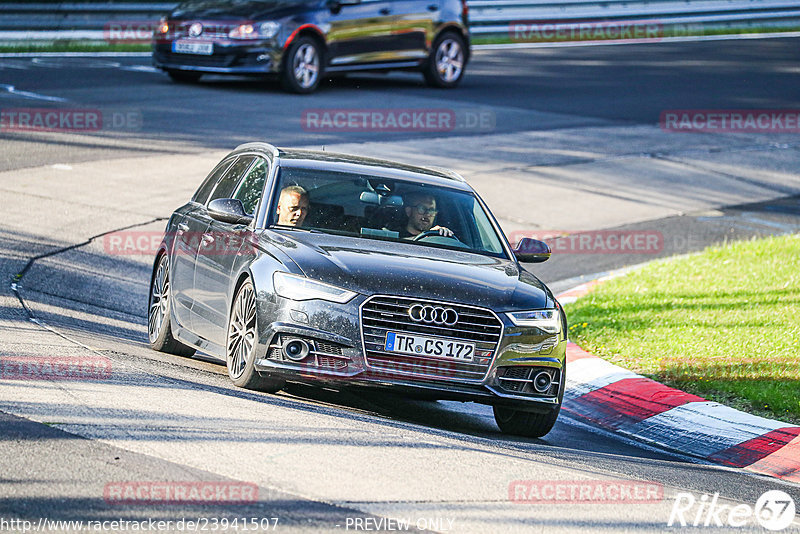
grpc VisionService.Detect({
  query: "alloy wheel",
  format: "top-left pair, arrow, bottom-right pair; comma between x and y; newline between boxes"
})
435,38 -> 464,83
227,283 -> 257,379
293,43 -> 320,90
148,256 -> 169,344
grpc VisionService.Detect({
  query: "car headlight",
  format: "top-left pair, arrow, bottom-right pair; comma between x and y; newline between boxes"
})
229,21 -> 281,40
273,272 -> 357,304
506,309 -> 561,334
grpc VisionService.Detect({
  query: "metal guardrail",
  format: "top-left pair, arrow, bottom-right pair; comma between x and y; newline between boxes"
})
0,0 -> 797,39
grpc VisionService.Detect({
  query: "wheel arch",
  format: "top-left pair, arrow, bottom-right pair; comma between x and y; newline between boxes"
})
282,24 -> 328,67
432,24 -> 470,63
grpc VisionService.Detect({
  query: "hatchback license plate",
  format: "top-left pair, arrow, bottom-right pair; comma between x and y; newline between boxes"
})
172,40 -> 213,55
385,332 -> 474,362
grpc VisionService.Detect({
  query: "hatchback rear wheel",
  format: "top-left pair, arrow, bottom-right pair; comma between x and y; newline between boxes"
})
423,31 -> 466,88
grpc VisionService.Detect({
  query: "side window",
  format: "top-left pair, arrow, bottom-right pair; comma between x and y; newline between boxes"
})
232,157 -> 268,216
207,155 -> 256,204
193,158 -> 234,205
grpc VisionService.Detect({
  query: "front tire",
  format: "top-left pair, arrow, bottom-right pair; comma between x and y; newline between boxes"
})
148,254 -> 196,357
493,367 -> 565,438
493,405 -> 561,438
226,279 -> 285,392
423,31 -> 466,88
281,36 -> 323,94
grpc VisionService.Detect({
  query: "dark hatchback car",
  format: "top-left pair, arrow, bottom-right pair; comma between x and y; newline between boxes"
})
148,142 -> 568,437
152,0 -> 470,93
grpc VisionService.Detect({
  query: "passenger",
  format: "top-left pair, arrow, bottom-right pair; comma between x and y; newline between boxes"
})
276,185 -> 309,227
400,192 -> 454,239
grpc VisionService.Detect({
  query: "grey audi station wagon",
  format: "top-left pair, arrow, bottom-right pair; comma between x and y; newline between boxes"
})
148,143 -> 568,437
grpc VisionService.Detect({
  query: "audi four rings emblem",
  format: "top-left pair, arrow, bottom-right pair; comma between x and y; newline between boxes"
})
408,304 -> 458,326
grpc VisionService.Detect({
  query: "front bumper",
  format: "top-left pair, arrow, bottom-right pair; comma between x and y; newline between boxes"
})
152,40 -> 283,75
253,294 -> 567,412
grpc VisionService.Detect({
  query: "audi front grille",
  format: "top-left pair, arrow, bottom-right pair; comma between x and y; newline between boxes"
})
360,295 -> 503,382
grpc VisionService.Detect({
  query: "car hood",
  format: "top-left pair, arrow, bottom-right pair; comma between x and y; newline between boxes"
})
172,0 -> 314,20
263,230 -> 554,311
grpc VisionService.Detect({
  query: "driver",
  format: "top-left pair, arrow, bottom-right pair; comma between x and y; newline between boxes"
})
400,192 -> 454,239
276,185 -> 309,227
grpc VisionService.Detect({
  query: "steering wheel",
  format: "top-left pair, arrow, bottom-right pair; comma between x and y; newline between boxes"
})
412,230 -> 458,241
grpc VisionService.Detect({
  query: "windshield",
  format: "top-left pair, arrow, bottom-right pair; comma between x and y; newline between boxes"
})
268,166 -> 508,258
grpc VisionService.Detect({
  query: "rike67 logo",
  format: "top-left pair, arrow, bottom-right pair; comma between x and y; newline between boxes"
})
669,490 -> 796,530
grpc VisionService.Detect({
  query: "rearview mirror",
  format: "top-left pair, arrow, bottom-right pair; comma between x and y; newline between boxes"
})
208,198 -> 253,225
513,238 -> 551,263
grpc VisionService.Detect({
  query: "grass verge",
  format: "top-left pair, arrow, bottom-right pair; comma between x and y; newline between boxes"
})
564,234 -> 800,425
0,42 -> 150,53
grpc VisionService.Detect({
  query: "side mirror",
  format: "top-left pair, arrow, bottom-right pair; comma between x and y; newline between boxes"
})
513,238 -> 551,263
208,198 -> 253,225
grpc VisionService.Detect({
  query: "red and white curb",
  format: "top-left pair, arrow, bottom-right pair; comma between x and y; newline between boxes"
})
556,282 -> 800,484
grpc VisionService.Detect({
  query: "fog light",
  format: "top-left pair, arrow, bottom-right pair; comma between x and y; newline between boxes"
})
283,338 -> 310,361
533,371 -> 552,393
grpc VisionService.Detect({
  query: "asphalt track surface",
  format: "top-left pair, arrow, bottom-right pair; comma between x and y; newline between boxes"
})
1,38 -> 800,532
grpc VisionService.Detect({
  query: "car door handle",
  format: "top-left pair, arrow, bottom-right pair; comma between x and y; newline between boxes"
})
427,4 -> 438,11
379,7 -> 391,15
177,223 -> 189,236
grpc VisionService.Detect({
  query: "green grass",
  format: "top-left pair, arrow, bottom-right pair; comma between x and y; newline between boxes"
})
0,41 -> 150,53
564,234 -> 800,425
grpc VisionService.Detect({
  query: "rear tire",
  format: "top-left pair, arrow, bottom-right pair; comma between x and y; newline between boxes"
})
423,31 -> 466,88
226,279 -> 285,393
281,36 -> 323,94
167,70 -> 202,83
148,254 -> 196,357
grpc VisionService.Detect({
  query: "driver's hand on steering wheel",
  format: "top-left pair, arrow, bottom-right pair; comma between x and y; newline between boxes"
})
430,225 -> 454,237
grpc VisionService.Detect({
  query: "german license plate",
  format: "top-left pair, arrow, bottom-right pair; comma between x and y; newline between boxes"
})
172,40 -> 213,55
384,332 -> 474,362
